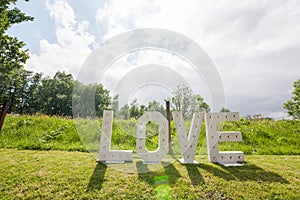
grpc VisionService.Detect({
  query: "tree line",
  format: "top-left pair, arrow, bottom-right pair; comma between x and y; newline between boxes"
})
0,70 -> 111,117
0,67 -> 211,119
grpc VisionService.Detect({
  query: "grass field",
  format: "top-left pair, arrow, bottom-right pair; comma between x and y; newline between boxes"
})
0,149 -> 299,199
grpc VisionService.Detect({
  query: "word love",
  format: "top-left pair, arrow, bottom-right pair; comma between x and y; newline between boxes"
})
98,110 -> 244,166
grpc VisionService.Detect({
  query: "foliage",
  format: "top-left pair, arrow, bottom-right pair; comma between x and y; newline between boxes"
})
0,114 -> 85,151
118,104 -> 130,119
0,149 -> 299,199
95,83 -> 111,117
170,85 -> 210,119
38,72 -> 75,116
5,69 -> 38,113
218,119 -> 300,155
284,79 -> 300,119
147,100 -> 166,115
117,100 -> 166,120
0,0 -> 34,106
72,81 -> 111,118
111,95 -> 119,113
220,107 -> 230,112
0,69 -> 112,117
129,98 -> 139,119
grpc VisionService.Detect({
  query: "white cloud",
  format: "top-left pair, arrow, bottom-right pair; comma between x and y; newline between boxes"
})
95,0 -> 300,116
26,0 -> 95,77
23,0 -> 300,116
96,0 -> 159,40
46,0 -> 75,28
264,112 -> 292,120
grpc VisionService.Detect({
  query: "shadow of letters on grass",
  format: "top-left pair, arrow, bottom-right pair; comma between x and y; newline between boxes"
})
197,162 -> 289,183
133,160 -> 288,185
87,163 -> 107,191
185,164 -> 205,185
86,160 -> 288,190
136,161 -> 181,185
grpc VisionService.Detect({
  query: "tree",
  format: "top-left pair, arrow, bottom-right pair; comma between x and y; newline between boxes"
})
24,72 -> 42,114
138,104 -> 146,117
38,71 -> 75,116
129,98 -> 139,119
7,68 -> 31,113
6,69 -> 43,115
0,0 -> 34,106
119,104 -> 130,120
284,79 -> 300,119
72,81 -> 111,118
171,85 -> 210,119
72,82 -> 96,118
147,100 -> 165,116
191,94 -> 210,113
111,95 -> 119,114
95,83 -> 111,117
220,107 -> 230,112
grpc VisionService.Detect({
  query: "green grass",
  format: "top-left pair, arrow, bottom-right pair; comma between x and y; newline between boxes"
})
0,149 -> 299,199
0,114 -> 299,155
0,114 -> 85,152
218,119 -> 300,155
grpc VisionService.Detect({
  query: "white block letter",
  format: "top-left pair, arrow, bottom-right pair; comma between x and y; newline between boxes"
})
205,112 -> 244,166
172,112 -> 204,164
98,110 -> 133,163
136,112 -> 169,164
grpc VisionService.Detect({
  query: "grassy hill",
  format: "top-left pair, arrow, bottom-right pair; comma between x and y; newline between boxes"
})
0,114 -> 299,155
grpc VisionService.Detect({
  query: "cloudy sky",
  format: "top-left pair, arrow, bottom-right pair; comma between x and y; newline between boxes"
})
8,0 -> 300,118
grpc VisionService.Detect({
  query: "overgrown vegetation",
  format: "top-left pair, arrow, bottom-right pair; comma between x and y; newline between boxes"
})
0,114 -> 84,151
284,79 -> 300,119
1,114 -> 299,155
219,119 -> 300,155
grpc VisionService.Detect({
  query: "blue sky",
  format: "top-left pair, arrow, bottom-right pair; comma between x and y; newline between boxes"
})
7,0 -> 300,118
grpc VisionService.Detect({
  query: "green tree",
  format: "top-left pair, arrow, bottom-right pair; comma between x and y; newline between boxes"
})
191,94 -> 210,113
138,104 -> 146,117
7,70 -> 43,115
95,84 -> 111,117
119,104 -> 130,120
38,71 -> 75,116
220,107 -> 230,112
111,95 -> 119,114
72,81 -> 111,118
147,100 -> 165,116
24,72 -> 42,114
72,82 -> 96,118
171,85 -> 210,119
0,0 -> 33,106
7,68 -> 31,114
129,98 -> 139,119
284,79 -> 300,119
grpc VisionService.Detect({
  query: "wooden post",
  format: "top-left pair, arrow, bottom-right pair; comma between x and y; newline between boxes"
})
0,100 -> 10,131
165,100 -> 171,152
